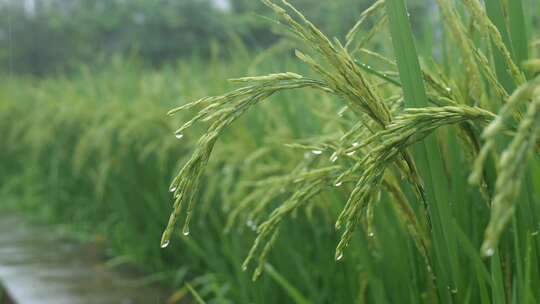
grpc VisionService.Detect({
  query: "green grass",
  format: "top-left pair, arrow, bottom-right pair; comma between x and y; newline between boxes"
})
1,0 -> 540,303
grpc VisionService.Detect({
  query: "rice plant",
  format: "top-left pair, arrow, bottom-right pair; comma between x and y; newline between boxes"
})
1,52 -> 367,302
161,0 -> 540,302
1,0 -> 539,302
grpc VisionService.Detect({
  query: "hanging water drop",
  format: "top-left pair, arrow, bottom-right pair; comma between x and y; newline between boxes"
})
182,226 -> 190,236
346,151 -> 355,156
330,152 -> 338,163
335,181 -> 343,187
485,247 -> 494,257
242,264 -> 248,271
160,240 -> 170,248
175,133 -> 184,139
368,232 -> 374,237
312,150 -> 323,155
169,186 -> 177,193
446,87 -> 452,92
352,142 -> 360,148
246,219 -> 257,231
335,251 -> 344,261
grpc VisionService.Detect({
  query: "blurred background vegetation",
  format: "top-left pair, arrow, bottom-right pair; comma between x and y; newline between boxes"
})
0,0 -> 430,75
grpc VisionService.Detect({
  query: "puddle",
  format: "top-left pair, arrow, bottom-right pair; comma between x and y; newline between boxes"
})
0,214 -> 167,304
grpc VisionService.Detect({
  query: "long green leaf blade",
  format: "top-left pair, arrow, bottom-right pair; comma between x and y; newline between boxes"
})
385,0 -> 461,300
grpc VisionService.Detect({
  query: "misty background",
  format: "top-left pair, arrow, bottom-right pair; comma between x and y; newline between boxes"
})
0,0 -> 433,75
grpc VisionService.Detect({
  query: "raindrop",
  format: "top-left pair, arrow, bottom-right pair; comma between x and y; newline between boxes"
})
169,187 -> 177,193
330,152 -> 338,162
346,151 -> 355,156
182,226 -> 190,236
352,142 -> 360,148
532,230 -> 538,236
335,251 -> 344,261
312,150 -> 323,155
242,264 -> 248,271
368,232 -> 374,237
335,181 -> 343,187
485,247 -> 494,257
446,87 -> 452,92
246,220 -> 258,231
160,240 -> 170,248
175,133 -> 184,139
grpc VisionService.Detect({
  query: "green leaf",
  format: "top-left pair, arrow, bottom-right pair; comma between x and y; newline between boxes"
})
385,0 -> 461,300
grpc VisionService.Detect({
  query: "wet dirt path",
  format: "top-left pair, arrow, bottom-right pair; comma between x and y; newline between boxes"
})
0,214 -> 167,304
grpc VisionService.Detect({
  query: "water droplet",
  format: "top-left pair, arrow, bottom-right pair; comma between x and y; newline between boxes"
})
346,151 -> 355,156
242,264 -> 248,271
335,181 -> 343,187
335,251 -> 344,261
451,287 -> 458,294
446,87 -> 452,92
182,226 -> 190,236
330,152 -> 338,162
485,247 -> 494,257
169,187 -> 177,193
352,142 -> 360,148
532,230 -> 538,236
246,219 -> 258,231
160,240 -> 170,248
368,232 -> 374,237
312,150 -> 323,155
175,133 -> 184,139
